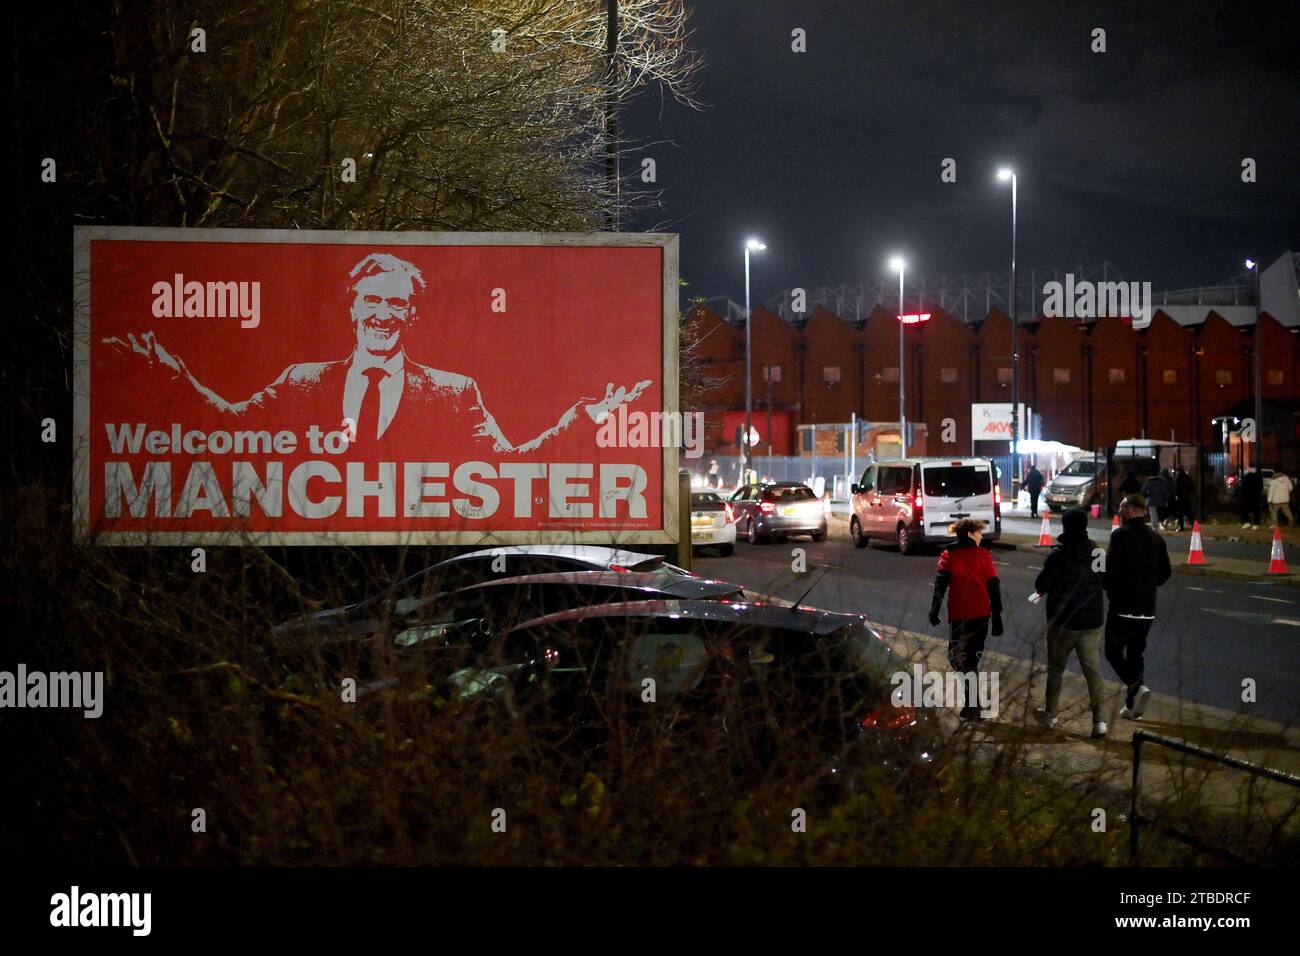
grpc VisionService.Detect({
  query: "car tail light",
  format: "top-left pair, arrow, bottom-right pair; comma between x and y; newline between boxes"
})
759,501 -> 776,514
823,496 -> 832,517
724,502 -> 734,523
861,706 -> 919,730
609,564 -> 630,573
913,491 -> 923,514
994,483 -> 1002,505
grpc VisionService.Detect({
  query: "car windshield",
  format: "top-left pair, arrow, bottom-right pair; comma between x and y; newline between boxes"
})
691,492 -> 724,508
1059,459 -> 1099,477
922,466 -> 991,498
768,486 -> 817,501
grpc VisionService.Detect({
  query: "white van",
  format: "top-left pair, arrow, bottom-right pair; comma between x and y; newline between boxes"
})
849,458 -> 1002,555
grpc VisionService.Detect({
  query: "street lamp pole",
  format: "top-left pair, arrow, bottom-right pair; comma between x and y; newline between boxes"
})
998,168 -> 1020,499
1247,258 -> 1262,470
890,255 -> 907,457
744,238 -> 766,483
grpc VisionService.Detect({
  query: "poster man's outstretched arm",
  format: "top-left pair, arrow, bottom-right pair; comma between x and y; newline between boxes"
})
103,330 -> 283,417
471,379 -> 653,454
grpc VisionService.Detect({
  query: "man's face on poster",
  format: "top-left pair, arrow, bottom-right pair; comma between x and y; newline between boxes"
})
351,270 -> 416,358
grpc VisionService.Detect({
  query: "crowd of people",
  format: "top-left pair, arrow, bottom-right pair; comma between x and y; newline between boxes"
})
928,495 -> 1171,736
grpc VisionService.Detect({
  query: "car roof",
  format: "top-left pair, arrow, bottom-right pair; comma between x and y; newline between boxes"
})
508,597 -> 867,637
454,570 -> 744,599
434,544 -> 665,567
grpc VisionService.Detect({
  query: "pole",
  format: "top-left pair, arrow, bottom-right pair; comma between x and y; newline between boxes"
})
744,246 -> 753,484
1009,173 -> 1019,501
603,0 -> 619,230
850,411 -> 857,487
1253,261 -> 1262,468
898,265 -> 906,458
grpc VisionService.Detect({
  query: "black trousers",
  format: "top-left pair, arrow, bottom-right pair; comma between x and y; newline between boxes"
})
1104,610 -> 1153,701
1029,489 -> 1041,516
948,617 -> 989,707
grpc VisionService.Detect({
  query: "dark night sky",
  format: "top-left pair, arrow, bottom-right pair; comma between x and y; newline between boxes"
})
623,0 -> 1300,308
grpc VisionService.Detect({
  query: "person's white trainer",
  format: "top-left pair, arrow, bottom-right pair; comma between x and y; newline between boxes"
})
1091,721 -> 1108,738
1131,685 -> 1152,719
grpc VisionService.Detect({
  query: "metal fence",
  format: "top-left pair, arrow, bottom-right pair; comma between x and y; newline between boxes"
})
690,454 -> 859,499
1129,729 -> 1300,865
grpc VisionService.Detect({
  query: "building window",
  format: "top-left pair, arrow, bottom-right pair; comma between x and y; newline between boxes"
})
801,428 -> 814,452
1108,367 -> 1126,385
940,366 -> 958,383
1162,368 -> 1178,385
1215,370 -> 1233,386
1052,367 -> 1071,384
1268,369 -> 1284,386
996,367 -> 1013,385
881,366 -> 899,383
822,365 -> 841,384
763,365 -> 782,383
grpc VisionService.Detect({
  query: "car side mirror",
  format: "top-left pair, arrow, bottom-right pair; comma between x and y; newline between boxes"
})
850,483 -> 860,495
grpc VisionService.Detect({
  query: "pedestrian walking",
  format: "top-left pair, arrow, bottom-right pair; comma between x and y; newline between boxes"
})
1033,508 -> 1108,738
1119,470 -> 1141,495
1140,472 -> 1169,531
1268,470 -> 1295,527
1174,466 -> 1195,531
1024,465 -> 1045,518
928,518 -> 1003,720
1240,466 -> 1263,529
707,458 -> 721,490
1103,494 -> 1172,720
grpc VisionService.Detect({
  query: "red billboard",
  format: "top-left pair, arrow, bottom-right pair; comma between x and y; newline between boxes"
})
74,227 -> 679,545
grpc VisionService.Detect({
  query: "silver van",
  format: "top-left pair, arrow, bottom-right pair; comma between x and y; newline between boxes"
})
849,458 -> 1002,555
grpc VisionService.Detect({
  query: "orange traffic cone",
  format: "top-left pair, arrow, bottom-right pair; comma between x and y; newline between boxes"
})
1111,514 -> 1120,533
1186,521 -> 1207,565
1267,526 -> 1289,575
1037,514 -> 1053,546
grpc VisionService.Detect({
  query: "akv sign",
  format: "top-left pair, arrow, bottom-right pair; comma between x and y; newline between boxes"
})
74,227 -> 680,545
971,403 -> 1032,441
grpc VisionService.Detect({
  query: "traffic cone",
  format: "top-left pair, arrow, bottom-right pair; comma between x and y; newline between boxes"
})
1111,514 -> 1120,533
1267,526 -> 1289,575
1186,521 -> 1207,565
1037,514 -> 1053,546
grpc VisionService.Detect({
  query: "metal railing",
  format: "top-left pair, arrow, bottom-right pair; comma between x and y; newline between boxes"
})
1129,729 -> 1300,865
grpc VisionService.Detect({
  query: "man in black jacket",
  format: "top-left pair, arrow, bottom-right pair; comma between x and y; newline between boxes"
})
1104,494 -> 1172,719
1033,508 -> 1108,737
1239,467 -> 1263,529
1024,465 -> 1045,519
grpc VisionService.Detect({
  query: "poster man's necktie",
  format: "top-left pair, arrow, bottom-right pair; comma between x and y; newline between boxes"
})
355,367 -> 387,442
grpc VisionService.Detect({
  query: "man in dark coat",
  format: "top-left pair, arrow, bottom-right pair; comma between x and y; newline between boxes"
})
1024,465 -> 1046,518
1239,467 -> 1264,529
1033,508 -> 1107,737
1141,472 -> 1169,531
1104,494 -> 1172,720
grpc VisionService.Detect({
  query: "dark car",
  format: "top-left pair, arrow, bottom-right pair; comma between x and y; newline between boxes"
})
728,482 -> 829,544
448,599 -> 940,790
269,569 -> 746,695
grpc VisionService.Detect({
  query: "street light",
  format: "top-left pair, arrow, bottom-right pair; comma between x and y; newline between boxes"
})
1246,257 -> 1261,469
744,237 -> 766,483
890,255 -> 907,457
997,167 -> 1020,500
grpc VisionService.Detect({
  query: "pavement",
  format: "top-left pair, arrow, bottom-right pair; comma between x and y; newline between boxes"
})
876,619 -> 1300,852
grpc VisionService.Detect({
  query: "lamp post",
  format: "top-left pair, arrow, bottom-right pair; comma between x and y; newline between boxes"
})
744,237 -> 766,483
997,167 -> 1019,500
1246,258 -> 1261,471
889,256 -> 907,457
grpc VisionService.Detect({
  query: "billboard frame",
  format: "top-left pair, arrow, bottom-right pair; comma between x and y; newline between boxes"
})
73,226 -> 680,547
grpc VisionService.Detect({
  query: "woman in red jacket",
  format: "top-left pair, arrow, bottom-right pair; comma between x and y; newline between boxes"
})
928,518 -> 1003,720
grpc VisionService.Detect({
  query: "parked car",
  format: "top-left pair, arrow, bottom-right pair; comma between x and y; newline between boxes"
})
1045,456 -> 1106,512
849,458 -> 1001,555
448,598 -> 940,788
690,491 -> 737,556
728,481 -> 829,544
